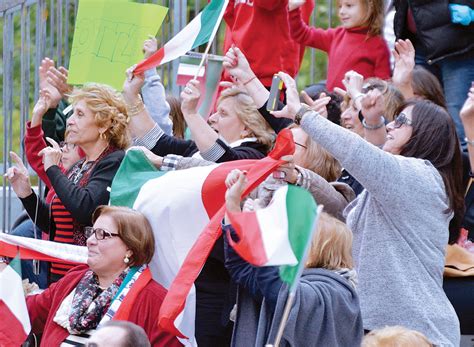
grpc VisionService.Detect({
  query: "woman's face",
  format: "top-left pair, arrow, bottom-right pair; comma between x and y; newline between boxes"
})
340,101 -> 364,137
60,142 -> 81,170
291,127 -> 309,167
383,106 -> 414,155
67,100 -> 105,147
207,97 -> 247,144
86,214 -> 130,276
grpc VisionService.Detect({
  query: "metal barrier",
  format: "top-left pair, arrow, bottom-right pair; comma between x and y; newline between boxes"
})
1,0 -> 333,232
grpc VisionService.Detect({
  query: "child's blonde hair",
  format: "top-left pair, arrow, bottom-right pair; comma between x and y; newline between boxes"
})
305,212 -> 353,270
361,326 -> 433,347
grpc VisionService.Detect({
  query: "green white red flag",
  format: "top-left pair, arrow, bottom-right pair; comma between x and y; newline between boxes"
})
108,129 -> 295,344
134,0 -> 228,74
227,185 -> 318,286
0,255 -> 31,346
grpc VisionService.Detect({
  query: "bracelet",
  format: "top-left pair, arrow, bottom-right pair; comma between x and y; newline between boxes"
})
243,76 -> 257,86
465,137 -> 474,146
362,116 -> 385,130
126,96 -> 145,117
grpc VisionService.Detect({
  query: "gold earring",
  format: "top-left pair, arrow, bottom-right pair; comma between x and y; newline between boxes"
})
99,132 -> 106,141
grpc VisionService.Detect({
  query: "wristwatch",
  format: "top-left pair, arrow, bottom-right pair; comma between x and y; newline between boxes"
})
294,104 -> 311,125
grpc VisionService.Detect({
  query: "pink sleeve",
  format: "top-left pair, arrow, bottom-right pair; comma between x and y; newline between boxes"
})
289,8 -> 333,52
25,122 -> 52,189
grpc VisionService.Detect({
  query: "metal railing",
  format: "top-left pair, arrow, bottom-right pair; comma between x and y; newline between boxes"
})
1,0 -> 334,232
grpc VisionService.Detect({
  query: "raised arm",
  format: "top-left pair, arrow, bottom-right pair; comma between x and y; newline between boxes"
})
141,37 -> 173,135
392,39 -> 416,100
271,72 -> 423,206
288,7 -> 333,51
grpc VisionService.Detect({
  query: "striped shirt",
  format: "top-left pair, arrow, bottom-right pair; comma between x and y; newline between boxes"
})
50,196 -> 77,279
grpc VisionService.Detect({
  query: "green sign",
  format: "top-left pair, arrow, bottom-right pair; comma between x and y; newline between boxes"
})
68,0 -> 168,90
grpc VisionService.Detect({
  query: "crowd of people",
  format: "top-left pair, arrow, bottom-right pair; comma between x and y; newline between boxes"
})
1,0 -> 474,346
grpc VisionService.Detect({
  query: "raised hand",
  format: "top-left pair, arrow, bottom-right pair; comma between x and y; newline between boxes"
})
180,79 -> 201,117
360,88 -> 385,125
223,45 -> 256,86
38,137 -> 62,171
274,155 -> 299,184
31,88 -> 62,127
47,66 -> 71,96
143,36 -> 158,59
392,39 -> 415,87
270,72 -> 301,120
301,91 -> 331,118
225,169 -> 248,208
5,152 -> 32,198
342,70 -> 364,100
123,64 -> 145,101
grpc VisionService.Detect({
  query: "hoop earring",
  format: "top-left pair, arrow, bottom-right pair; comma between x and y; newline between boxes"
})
124,255 -> 130,264
99,132 -> 106,141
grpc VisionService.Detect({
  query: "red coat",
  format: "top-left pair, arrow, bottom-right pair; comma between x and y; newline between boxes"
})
223,0 -> 313,87
289,8 -> 391,91
27,265 -> 182,347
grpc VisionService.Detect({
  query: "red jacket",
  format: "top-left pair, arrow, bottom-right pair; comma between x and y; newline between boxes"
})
289,8 -> 391,91
223,0 -> 313,87
27,265 -> 182,347
25,121 -> 56,203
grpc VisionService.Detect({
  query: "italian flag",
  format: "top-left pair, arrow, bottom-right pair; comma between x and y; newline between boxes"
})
227,185 -> 319,286
134,0 -> 228,74
109,129 -> 295,344
0,255 -> 31,346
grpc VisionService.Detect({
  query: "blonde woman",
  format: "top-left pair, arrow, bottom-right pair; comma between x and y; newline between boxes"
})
7,83 -> 130,283
223,170 -> 363,346
123,69 -> 275,163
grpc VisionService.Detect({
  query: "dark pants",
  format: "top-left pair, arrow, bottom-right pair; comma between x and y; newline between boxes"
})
10,220 -> 49,289
444,276 -> 474,334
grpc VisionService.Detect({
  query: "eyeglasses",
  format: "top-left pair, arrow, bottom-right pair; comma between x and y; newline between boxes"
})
295,142 -> 307,149
84,227 -> 120,240
393,113 -> 413,129
59,141 -> 76,152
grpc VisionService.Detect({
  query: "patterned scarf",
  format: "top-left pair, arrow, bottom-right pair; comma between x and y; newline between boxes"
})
66,145 -> 118,246
68,267 -> 129,334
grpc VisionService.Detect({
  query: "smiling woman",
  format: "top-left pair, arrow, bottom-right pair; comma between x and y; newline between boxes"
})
273,71 -> 464,346
25,206 -> 182,347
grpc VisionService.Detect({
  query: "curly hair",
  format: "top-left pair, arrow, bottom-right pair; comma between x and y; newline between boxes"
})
218,87 -> 275,150
69,83 -> 130,149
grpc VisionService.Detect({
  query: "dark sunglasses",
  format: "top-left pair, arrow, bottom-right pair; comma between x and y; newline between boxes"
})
393,113 -> 413,129
84,227 -> 120,240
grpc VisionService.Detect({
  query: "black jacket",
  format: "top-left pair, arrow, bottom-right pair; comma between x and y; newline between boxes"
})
20,150 -> 124,234
394,0 -> 474,64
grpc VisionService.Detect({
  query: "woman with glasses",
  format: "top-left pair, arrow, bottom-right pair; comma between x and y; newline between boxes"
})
24,206 -> 182,346
7,83 -> 129,284
271,71 -> 463,346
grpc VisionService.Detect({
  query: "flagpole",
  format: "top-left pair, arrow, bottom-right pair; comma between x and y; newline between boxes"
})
192,0 -> 229,80
265,205 -> 324,347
